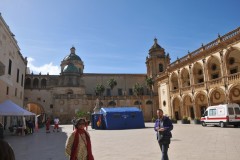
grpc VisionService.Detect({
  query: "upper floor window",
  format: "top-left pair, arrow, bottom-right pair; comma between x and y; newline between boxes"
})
21,74 -> 24,86
33,78 -> 39,88
8,59 -> 12,75
6,86 -> 9,95
129,88 -> 133,95
41,79 -> 47,88
211,64 -> 217,71
106,88 -> 111,96
15,88 -> 17,97
159,64 -> 164,72
16,69 -> 19,83
229,57 -> 235,65
118,89 -> 122,96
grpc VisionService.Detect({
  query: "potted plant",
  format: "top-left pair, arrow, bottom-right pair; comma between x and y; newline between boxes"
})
181,116 -> 190,124
194,117 -> 201,124
151,117 -> 156,122
171,118 -> 177,124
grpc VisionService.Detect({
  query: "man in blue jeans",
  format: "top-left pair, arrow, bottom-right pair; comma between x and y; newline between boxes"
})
154,109 -> 173,160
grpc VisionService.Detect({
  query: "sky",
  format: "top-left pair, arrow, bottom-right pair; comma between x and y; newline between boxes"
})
1,0 -> 240,75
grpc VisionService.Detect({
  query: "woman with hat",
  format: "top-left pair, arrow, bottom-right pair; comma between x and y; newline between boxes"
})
65,118 -> 94,160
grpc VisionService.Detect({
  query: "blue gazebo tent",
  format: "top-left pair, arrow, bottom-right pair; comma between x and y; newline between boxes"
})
99,107 -> 145,130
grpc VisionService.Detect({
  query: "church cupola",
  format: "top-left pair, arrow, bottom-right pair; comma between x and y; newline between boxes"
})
146,38 -> 170,77
60,46 -> 84,75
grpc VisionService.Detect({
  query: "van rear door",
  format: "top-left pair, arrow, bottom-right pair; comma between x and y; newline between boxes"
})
233,107 -> 240,122
228,107 -> 235,122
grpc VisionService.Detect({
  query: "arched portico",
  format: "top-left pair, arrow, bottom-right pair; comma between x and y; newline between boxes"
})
182,94 -> 193,118
229,84 -> 240,105
194,92 -> 208,118
172,96 -> 181,120
209,88 -> 226,105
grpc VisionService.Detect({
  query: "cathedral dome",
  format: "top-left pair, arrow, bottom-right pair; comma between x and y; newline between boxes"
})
63,47 -> 82,61
63,63 -> 79,73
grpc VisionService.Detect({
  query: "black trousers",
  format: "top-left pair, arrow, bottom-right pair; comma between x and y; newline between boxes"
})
158,138 -> 170,160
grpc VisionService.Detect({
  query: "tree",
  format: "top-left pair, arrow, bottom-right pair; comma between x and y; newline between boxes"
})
146,77 -> 154,118
95,84 -> 105,98
133,82 -> 144,109
107,78 -> 117,104
76,110 -> 88,118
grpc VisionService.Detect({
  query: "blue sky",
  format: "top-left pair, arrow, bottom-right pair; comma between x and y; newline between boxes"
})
1,0 -> 240,75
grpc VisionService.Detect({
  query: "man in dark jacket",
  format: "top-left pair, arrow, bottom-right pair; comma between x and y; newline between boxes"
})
154,109 -> 173,160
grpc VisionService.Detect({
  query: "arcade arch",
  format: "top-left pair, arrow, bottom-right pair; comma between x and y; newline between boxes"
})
25,102 -> 45,115
182,95 -> 193,118
209,88 -> 226,105
207,56 -> 222,80
225,48 -> 240,75
192,62 -> 204,84
181,68 -> 190,87
172,97 -> 181,120
194,92 -> 208,118
170,72 -> 179,90
229,84 -> 240,105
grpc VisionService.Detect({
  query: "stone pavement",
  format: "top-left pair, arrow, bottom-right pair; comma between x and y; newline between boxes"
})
3,123 -> 240,160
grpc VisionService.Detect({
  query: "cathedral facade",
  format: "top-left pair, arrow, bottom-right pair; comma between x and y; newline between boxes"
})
24,40 -> 167,123
2,13 -> 240,123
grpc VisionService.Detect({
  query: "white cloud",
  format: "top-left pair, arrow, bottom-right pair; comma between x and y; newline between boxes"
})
27,57 -> 60,75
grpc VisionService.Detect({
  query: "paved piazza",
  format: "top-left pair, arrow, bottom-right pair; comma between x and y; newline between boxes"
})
4,123 -> 240,160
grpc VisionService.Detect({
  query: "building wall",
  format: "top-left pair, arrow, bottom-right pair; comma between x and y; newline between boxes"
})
157,27 -> 240,120
0,14 -> 27,106
23,73 -> 158,123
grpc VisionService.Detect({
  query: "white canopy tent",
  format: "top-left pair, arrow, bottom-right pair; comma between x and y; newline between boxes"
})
0,100 -> 37,134
0,100 -> 35,116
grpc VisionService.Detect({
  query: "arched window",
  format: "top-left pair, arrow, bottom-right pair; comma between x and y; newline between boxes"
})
159,63 -> 164,72
25,78 -> 31,88
33,78 -> 39,88
134,101 -> 141,105
41,79 -> 47,88
146,100 -> 153,105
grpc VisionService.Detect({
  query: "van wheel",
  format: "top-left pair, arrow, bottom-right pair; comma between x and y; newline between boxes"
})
234,125 -> 238,128
220,122 -> 225,128
202,122 -> 206,127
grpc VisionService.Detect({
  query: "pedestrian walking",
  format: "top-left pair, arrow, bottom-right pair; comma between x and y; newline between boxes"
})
154,109 -> 173,160
71,117 -> 76,131
45,117 -> 51,133
85,119 -> 90,131
65,118 -> 94,160
53,117 -> 60,132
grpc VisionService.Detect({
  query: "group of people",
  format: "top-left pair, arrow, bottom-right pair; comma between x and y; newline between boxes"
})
65,109 -> 173,160
45,117 -> 60,133
1,109 -> 173,160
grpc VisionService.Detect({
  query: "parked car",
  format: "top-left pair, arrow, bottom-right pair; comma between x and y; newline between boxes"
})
201,103 -> 240,127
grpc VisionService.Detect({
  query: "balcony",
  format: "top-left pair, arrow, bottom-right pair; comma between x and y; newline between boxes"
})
228,72 -> 240,83
207,77 -> 223,88
181,86 -> 191,94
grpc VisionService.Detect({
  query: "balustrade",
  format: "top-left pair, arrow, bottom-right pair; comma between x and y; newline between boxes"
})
168,27 -> 240,70
228,72 -> 240,82
207,77 -> 223,86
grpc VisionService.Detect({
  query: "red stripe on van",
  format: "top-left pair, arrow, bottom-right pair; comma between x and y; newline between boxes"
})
207,117 -> 228,120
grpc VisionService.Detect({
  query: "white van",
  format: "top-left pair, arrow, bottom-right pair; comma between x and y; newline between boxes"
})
201,103 -> 240,127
